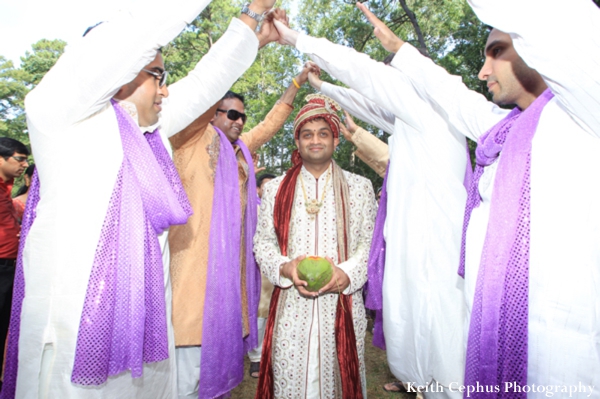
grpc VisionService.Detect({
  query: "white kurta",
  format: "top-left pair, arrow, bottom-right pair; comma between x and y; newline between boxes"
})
253,165 -> 376,399
391,0 -> 600,395
295,34 -> 475,391
22,3 -> 259,397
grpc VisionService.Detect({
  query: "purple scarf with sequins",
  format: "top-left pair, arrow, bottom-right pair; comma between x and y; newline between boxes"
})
365,165 -> 388,350
0,100 -> 193,397
198,126 -> 260,399
1,170 -> 41,399
459,89 -> 554,398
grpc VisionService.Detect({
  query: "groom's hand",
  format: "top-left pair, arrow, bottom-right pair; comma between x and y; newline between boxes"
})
356,2 -> 404,53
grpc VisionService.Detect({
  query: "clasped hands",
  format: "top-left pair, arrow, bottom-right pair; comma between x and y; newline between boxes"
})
280,255 -> 351,299
265,2 -> 404,53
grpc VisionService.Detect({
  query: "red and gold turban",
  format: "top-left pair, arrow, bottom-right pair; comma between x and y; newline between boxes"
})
293,94 -> 342,139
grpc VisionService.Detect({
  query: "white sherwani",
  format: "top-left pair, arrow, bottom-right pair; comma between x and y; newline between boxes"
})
295,34 -> 479,393
390,0 -> 600,396
21,2 -> 259,397
254,165 -> 376,398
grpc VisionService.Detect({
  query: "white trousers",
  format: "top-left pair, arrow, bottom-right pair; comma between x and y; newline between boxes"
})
176,346 -> 201,399
247,317 -> 267,363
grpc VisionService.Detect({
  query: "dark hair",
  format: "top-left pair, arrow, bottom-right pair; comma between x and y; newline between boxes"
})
0,137 -> 29,159
383,53 -> 395,65
257,173 -> 277,188
14,164 -> 35,197
221,91 -> 245,106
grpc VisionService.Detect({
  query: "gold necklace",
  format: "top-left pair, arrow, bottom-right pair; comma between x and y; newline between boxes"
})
300,170 -> 331,217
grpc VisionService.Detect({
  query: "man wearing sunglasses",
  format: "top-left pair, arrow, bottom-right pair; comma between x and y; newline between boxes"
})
168,62 -> 315,398
4,0 -> 287,398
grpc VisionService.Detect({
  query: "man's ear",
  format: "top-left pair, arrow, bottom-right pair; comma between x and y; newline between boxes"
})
295,138 -> 300,148
334,137 -> 340,148
114,81 -> 136,101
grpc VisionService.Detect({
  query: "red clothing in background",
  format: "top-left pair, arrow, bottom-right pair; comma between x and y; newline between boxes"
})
0,178 -> 20,259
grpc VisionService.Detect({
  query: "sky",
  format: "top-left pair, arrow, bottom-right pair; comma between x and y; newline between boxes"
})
0,0 -> 143,66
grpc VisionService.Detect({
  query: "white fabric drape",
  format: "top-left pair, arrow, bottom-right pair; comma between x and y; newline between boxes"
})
21,3 -> 259,396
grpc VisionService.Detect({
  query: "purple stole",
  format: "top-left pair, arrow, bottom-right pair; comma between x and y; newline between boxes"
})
198,126 -> 260,399
0,101 -> 193,398
364,165 -> 389,350
459,89 -> 554,398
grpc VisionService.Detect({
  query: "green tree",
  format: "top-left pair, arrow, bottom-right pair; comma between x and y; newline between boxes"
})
0,39 -> 66,145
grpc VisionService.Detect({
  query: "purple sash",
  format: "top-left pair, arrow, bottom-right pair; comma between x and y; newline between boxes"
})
198,126 -> 260,399
460,89 -> 554,398
0,100 -> 193,397
364,165 -> 388,350
71,101 -> 192,384
0,170 -> 41,399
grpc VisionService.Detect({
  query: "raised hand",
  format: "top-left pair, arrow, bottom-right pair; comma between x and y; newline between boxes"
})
343,110 -> 358,134
296,61 -> 320,86
252,151 -> 266,174
273,18 -> 300,46
356,2 -> 404,53
257,9 -> 289,48
339,110 -> 357,143
304,61 -> 323,90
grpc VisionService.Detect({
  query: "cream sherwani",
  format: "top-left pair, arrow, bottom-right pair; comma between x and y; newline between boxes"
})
21,2 -> 259,397
254,165 -> 376,398
295,35 -> 477,395
390,0 -> 600,395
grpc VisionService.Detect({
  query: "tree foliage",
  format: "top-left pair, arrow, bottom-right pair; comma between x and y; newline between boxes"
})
0,39 -> 65,145
4,0 -> 595,186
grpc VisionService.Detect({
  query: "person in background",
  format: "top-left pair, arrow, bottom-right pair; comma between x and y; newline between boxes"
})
0,137 -> 29,390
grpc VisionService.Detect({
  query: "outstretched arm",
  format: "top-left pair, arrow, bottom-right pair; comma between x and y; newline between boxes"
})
159,0 -> 285,137
307,65 -> 395,134
26,0 -> 215,133
241,63 -> 316,152
467,0 -> 600,136
273,18 -> 499,140
340,111 -> 389,178
354,3 -> 508,140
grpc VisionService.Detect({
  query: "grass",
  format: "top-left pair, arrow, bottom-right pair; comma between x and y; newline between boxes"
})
231,327 -> 416,399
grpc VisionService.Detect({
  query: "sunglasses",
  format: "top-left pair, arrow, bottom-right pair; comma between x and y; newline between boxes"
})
216,109 -> 247,124
143,68 -> 168,87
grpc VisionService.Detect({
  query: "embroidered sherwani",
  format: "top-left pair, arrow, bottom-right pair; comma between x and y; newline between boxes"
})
254,165 -> 376,398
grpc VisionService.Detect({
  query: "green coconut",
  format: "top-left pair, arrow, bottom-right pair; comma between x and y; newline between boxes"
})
297,256 -> 333,292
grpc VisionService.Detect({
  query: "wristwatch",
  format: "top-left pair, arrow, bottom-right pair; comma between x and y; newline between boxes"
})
241,3 -> 265,23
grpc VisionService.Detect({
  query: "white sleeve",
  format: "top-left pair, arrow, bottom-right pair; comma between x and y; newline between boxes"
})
468,0 -> 600,136
161,18 -> 258,137
25,0 -> 213,134
390,43 -> 508,141
320,83 -> 396,135
296,34 -> 446,135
